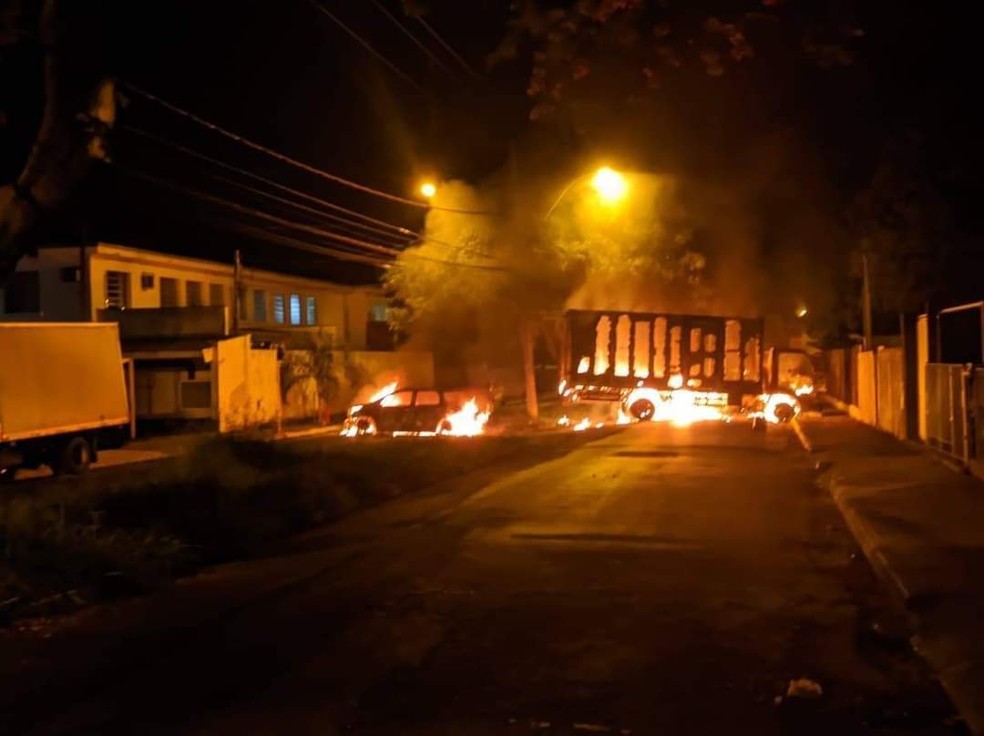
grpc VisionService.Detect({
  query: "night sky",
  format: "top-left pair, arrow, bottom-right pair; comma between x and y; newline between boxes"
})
1,0 -> 981,296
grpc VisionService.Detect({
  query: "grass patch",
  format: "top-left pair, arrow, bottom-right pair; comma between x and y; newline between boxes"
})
0,430 -> 604,623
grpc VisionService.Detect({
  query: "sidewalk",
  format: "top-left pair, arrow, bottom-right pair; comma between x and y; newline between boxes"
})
799,414 -> 984,735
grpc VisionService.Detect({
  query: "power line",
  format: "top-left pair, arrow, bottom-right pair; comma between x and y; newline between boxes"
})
122,125 -> 418,237
368,0 -> 457,78
118,165 -> 509,271
414,15 -> 481,79
211,175 -> 415,246
303,0 -> 425,93
120,82 -> 497,215
229,222 -> 394,269
121,125 -> 499,260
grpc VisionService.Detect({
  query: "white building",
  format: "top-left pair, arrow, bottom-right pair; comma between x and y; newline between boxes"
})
1,244 -> 432,427
0,243 -> 392,349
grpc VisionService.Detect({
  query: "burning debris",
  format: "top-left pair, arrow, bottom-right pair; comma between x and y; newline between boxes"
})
751,392 -> 800,424
440,398 -> 490,437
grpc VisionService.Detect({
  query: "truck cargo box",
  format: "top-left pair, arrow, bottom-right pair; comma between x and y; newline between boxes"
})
562,310 -> 765,401
0,323 -> 130,442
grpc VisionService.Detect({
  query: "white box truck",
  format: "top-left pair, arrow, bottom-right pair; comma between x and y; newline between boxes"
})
0,323 -> 132,480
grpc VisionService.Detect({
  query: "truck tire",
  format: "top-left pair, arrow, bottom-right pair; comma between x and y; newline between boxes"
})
629,399 -> 655,421
53,436 -> 93,476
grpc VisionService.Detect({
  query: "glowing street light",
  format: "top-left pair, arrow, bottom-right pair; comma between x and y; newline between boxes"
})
591,166 -> 628,203
419,181 -> 437,199
796,306 -> 808,318
543,166 -> 628,220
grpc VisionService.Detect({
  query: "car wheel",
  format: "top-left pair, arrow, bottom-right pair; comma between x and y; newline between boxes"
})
436,419 -> 452,435
356,416 -> 378,436
629,399 -> 655,421
53,436 -> 93,476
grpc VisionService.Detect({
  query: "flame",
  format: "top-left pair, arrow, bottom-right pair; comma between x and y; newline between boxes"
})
754,393 -> 800,424
368,382 -> 398,404
577,356 -> 590,374
616,407 -> 632,425
794,384 -> 814,397
440,398 -> 490,437
572,417 -> 592,432
557,415 -> 571,427
625,387 -> 727,427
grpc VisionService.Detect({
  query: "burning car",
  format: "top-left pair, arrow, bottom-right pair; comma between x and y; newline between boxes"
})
341,386 -> 490,437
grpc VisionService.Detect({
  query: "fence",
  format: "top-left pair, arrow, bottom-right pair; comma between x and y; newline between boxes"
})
823,310 -> 981,474
975,369 -> 984,475
876,347 -> 906,438
924,363 -> 970,462
822,345 -> 907,441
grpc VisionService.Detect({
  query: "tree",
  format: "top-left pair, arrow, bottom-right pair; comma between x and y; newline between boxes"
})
0,0 -> 113,283
847,133 -> 953,315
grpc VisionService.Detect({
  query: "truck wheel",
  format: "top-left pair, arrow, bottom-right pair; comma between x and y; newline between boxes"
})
629,399 -> 655,421
54,437 -> 93,476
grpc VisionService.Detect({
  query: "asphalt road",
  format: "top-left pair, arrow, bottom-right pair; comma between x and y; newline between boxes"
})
3,422 -> 962,735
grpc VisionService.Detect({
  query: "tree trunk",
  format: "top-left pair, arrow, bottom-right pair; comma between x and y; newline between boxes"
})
521,318 -> 539,423
0,0 -> 113,283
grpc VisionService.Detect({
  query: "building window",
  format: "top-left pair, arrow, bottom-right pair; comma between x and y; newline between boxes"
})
305,296 -> 317,325
2,271 -> 40,314
289,294 -> 302,325
273,294 -> 285,324
185,280 -> 203,307
140,273 -> 154,290
180,381 -> 212,409
160,277 -> 179,307
370,303 -> 388,322
253,290 -> 267,321
105,271 -> 130,309
209,283 -> 225,306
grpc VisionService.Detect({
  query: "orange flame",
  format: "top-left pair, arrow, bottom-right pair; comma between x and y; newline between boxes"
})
368,382 -> 398,404
625,387 -> 727,427
440,398 -> 490,437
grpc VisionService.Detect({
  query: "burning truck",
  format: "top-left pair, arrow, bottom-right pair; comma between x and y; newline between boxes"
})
558,310 -> 800,426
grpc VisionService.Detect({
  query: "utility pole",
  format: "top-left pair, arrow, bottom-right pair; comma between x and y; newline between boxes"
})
233,249 -> 242,335
861,247 -> 873,351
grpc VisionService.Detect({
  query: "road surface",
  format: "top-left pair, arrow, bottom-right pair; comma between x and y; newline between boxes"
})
2,422 -> 961,735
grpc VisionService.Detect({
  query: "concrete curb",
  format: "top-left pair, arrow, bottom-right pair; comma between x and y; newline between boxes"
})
801,421 -> 984,735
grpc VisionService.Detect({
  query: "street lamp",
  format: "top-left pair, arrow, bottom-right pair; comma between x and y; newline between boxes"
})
543,166 -> 628,220
591,166 -> 628,203
419,181 -> 437,199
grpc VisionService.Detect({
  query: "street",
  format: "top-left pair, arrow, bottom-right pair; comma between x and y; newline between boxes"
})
3,422 -> 959,735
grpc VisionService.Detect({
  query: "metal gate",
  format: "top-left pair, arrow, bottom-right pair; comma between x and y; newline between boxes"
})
925,363 -> 970,462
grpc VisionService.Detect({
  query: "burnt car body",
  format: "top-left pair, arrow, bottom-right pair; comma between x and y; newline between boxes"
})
343,388 -> 453,435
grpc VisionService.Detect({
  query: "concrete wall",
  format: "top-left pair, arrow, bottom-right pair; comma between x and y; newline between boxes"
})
282,350 -> 319,422
215,335 -> 281,432
100,306 -> 229,340
0,250 -> 84,321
